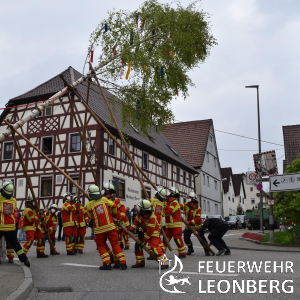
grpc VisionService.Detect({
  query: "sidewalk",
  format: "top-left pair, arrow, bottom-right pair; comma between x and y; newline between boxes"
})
0,259 -> 33,300
227,237 -> 300,252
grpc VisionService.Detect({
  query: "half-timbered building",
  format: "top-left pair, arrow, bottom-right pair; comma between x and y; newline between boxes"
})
0,67 -> 198,210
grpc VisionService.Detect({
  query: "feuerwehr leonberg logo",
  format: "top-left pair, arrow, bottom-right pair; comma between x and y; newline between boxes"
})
159,255 -> 191,294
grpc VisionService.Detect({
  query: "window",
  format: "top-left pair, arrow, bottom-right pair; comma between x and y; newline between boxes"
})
251,198 -> 255,204
148,135 -> 156,143
214,180 -> 218,191
121,151 -> 128,161
183,172 -> 186,185
233,210 -> 236,215
116,180 -> 125,199
240,196 -> 241,203
189,174 -> 192,187
203,174 -> 205,185
70,134 -> 81,152
228,196 -> 230,201
250,187 -> 253,192
176,167 -> 181,182
214,158 -> 217,167
69,176 -> 79,195
215,204 -> 218,214
166,144 -> 178,156
143,152 -> 148,169
141,187 -> 151,199
41,177 -> 52,197
203,200 -> 206,211
242,197 -> 244,204
232,197 -> 234,203
210,135 -> 213,142
35,110 -> 42,118
229,208 -> 232,215
207,201 -> 210,212
42,137 -> 53,155
3,142 -> 13,160
229,182 -> 231,186
108,137 -> 115,155
162,161 -> 167,177
207,152 -> 209,163
207,176 -> 209,187
45,106 -> 52,116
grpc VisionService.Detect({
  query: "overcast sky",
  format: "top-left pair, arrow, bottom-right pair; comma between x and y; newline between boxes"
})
1,0 -> 299,185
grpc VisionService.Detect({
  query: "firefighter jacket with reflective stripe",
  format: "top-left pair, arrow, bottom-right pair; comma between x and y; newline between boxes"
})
76,205 -> 88,228
22,205 -> 39,232
43,211 -> 57,234
86,197 -> 117,234
0,194 -> 17,231
62,201 -> 78,228
164,198 -> 182,228
114,198 -> 129,227
130,211 -> 160,242
149,198 -> 164,228
180,202 -> 202,230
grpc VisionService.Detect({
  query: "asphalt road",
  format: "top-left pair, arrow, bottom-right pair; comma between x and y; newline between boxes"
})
23,229 -> 299,300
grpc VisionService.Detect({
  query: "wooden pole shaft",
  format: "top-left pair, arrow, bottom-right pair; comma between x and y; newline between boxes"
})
113,218 -> 158,261
181,215 -> 215,256
4,119 -> 89,198
89,63 -> 149,198
6,121 -> 56,253
161,228 -> 173,251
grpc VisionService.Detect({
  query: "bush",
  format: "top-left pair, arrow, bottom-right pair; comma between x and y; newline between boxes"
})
261,231 -> 293,244
290,223 -> 300,237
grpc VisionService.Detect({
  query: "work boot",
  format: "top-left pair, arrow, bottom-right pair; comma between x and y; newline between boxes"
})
37,253 -> 48,258
51,251 -> 60,255
216,249 -> 226,256
186,247 -> 194,255
147,256 -> 154,260
113,263 -> 121,269
205,252 -> 211,256
99,264 -> 112,270
132,261 -> 145,268
67,251 -> 76,255
78,251 -> 83,254
120,243 -> 124,249
23,259 -> 30,268
179,254 -> 186,259
124,247 -> 129,250
8,258 -> 14,263
120,264 -> 127,270
224,250 -> 231,255
110,254 -> 115,264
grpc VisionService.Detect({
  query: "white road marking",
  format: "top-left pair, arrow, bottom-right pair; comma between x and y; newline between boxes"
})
60,263 -> 99,268
170,271 -> 240,277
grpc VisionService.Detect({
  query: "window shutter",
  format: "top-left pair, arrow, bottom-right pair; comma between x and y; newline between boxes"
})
56,175 -> 63,184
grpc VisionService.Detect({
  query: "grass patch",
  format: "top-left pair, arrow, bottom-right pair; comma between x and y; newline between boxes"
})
261,231 -> 293,244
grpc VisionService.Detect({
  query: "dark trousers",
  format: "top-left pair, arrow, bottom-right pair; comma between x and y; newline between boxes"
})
58,224 -> 65,241
184,228 -> 206,253
0,230 -> 27,262
208,224 -> 230,251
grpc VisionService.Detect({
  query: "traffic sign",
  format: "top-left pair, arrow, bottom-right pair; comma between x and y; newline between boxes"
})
270,173 -> 300,192
257,183 -> 263,191
268,199 -> 275,205
246,171 -> 257,185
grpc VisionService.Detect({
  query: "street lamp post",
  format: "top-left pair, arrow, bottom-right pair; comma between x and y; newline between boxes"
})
245,85 -> 264,232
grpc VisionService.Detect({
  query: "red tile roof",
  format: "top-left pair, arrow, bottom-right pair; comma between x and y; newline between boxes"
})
163,119 -> 212,168
282,124 -> 300,173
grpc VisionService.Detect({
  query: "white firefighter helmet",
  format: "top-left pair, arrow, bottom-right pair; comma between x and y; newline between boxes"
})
188,191 -> 197,201
103,182 -> 116,194
2,180 -> 14,195
87,184 -> 101,199
138,199 -> 152,211
156,186 -> 167,201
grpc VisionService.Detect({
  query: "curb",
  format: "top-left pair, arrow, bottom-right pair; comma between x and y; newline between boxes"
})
5,261 -> 33,300
229,246 -> 300,253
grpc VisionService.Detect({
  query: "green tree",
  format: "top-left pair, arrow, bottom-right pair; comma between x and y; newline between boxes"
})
87,0 -> 217,135
273,153 -> 300,224
236,203 -> 245,215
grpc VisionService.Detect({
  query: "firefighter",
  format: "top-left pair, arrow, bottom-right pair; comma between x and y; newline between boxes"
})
86,184 -> 127,270
163,187 -> 186,258
61,192 -> 78,255
72,196 -> 88,254
22,194 -> 48,258
43,203 -> 60,255
181,191 -> 204,255
147,186 -> 167,260
129,199 -> 168,269
0,180 -> 30,267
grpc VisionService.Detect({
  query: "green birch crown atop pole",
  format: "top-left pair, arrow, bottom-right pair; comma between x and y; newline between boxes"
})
87,0 -> 217,136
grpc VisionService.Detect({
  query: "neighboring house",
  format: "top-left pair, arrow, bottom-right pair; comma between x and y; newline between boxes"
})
232,173 -> 246,213
163,120 -> 222,215
0,66 -> 198,209
282,124 -> 300,173
244,180 -> 269,211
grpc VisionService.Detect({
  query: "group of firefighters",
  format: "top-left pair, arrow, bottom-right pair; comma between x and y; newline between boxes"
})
0,179 -> 230,270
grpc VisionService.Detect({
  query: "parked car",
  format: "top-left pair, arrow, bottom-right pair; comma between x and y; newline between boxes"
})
237,215 -> 246,229
225,216 -> 242,229
209,215 -> 227,222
